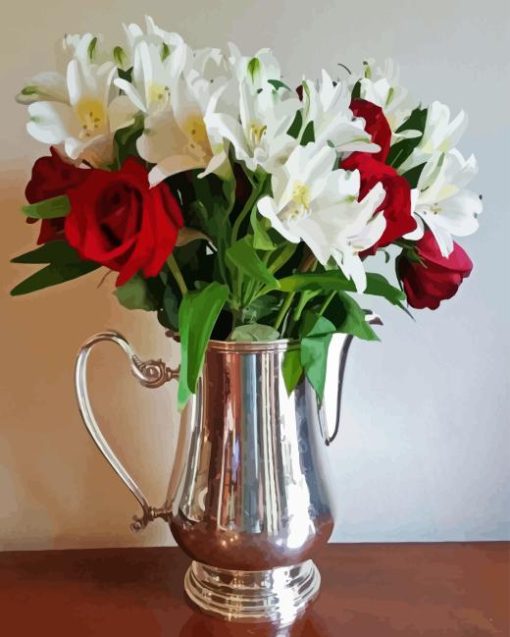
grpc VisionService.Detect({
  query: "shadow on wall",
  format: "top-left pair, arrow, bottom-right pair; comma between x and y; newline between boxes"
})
0,164 -> 179,550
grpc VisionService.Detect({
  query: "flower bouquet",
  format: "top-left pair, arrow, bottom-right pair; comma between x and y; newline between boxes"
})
12,17 -> 482,408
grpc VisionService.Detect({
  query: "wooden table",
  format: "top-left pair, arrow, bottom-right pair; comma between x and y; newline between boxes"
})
0,543 -> 508,636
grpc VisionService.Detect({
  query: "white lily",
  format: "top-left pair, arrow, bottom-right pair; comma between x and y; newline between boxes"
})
408,149 -> 482,256
357,58 -> 417,137
302,70 -> 379,153
26,57 -> 136,167
123,15 -> 184,55
17,33 -> 104,105
399,101 -> 467,173
205,79 -> 300,173
257,143 -> 386,291
137,74 -> 229,185
229,45 -> 282,91
114,38 -> 188,116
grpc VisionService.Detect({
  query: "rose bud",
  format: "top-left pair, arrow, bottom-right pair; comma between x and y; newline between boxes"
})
397,231 -> 473,310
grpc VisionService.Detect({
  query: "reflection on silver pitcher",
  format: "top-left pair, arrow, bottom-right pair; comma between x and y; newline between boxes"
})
75,318 -> 380,625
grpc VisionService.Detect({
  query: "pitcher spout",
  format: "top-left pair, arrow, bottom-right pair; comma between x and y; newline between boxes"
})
321,313 -> 382,446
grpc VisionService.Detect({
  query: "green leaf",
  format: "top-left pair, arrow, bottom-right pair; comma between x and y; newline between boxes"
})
160,285 -> 180,330
22,195 -> 70,219
10,261 -> 100,296
387,107 -> 427,168
267,79 -> 292,92
250,208 -> 277,250
229,323 -> 280,342
351,80 -> 361,100
241,294 -> 281,324
226,238 -> 280,289
279,271 -> 405,307
365,273 -> 406,306
300,313 -> 336,400
282,348 -> 303,394
401,162 -> 426,188
11,240 -> 81,264
114,274 -> 159,311
327,292 -> 380,341
177,282 -> 229,409
300,121 -> 315,145
114,114 -> 144,167
287,110 -> 303,138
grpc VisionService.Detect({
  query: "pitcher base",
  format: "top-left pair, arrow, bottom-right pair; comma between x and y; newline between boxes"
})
184,559 -> 321,625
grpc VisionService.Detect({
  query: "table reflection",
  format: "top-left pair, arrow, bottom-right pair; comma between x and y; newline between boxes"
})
179,610 -> 326,637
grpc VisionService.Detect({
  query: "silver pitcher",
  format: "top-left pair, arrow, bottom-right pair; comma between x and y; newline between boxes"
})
75,319 -> 380,625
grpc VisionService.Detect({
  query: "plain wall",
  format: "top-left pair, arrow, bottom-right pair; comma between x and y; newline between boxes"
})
1,0 -> 508,550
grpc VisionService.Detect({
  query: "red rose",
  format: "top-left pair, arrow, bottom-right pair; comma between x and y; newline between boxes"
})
397,231 -> 473,310
342,152 -> 416,251
25,148 -> 89,244
65,158 -> 184,286
350,98 -> 391,162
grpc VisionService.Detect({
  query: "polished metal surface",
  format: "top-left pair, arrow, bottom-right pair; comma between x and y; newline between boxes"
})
184,560 -> 321,625
74,330 -> 178,531
74,325 -> 373,623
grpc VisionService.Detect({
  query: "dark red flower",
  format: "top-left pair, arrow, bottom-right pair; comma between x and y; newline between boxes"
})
350,98 -> 391,162
25,148 -> 89,244
397,231 -> 473,310
64,158 -> 184,286
341,152 -> 416,251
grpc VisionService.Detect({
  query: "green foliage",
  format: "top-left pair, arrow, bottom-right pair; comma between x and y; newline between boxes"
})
11,241 -> 100,296
387,107 -> 428,168
114,274 -> 160,311
241,294 -> 281,324
11,240 -> 79,263
282,348 -> 303,394
229,323 -> 280,341
177,282 -> 229,409
402,163 -> 427,188
301,121 -> 315,145
324,292 -> 380,341
300,312 -> 336,400
278,271 -> 405,309
251,208 -> 277,250
287,110 -> 303,138
11,262 -> 99,296
226,238 -> 280,290
113,114 -> 144,167
22,195 -> 70,219
267,79 -> 292,92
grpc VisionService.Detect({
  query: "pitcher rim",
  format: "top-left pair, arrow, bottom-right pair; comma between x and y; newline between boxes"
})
165,330 -> 300,352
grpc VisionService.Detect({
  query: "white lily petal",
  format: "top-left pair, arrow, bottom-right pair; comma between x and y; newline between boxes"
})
108,95 -> 138,132
114,78 -> 147,113
16,72 -> 68,105
149,155 -> 205,186
257,196 -> 301,244
27,101 -> 77,144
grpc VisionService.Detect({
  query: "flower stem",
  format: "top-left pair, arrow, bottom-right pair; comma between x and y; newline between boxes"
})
318,291 -> 335,317
273,292 -> 295,333
167,254 -> 188,297
232,174 -> 265,242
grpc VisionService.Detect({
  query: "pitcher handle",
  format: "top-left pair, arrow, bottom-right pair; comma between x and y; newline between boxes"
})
74,330 -> 179,532
323,313 -> 382,446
